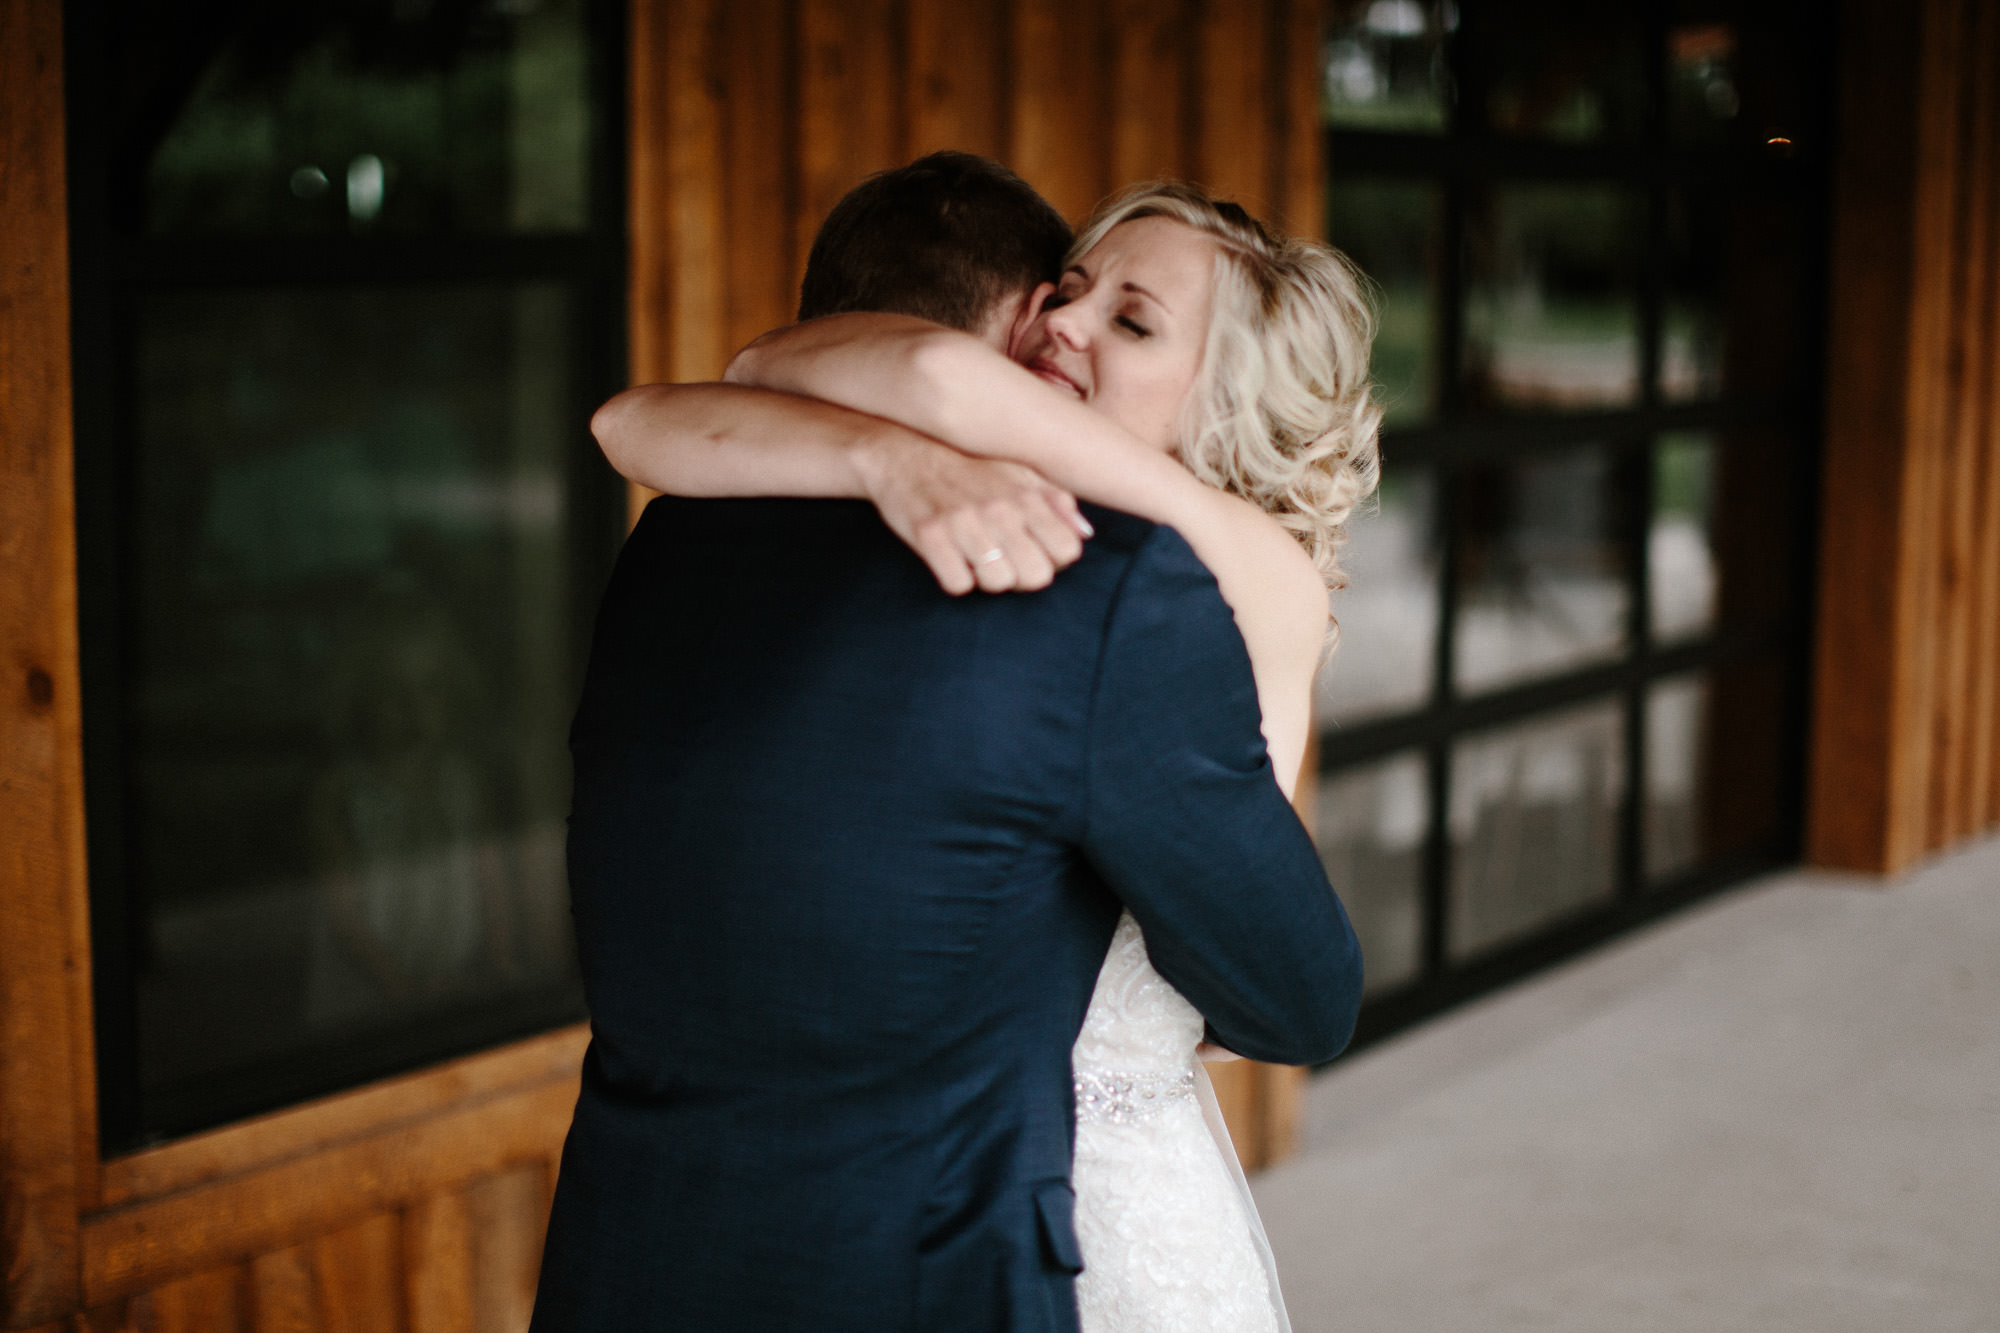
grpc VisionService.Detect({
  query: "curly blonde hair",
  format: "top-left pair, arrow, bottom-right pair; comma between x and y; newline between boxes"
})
1069,183 -> 1382,596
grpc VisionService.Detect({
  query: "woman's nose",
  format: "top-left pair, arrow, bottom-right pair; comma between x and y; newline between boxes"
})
1044,300 -> 1088,350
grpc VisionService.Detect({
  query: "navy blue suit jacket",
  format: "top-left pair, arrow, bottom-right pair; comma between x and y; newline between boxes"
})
531,497 -> 1362,1333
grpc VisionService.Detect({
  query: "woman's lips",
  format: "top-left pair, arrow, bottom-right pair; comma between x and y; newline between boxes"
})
1027,358 -> 1085,398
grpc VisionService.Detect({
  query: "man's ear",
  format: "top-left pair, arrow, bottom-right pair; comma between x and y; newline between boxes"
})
1003,282 -> 1056,359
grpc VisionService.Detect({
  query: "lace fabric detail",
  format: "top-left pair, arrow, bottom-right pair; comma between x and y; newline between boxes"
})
1069,913 -> 1285,1333
1074,1068 -> 1197,1124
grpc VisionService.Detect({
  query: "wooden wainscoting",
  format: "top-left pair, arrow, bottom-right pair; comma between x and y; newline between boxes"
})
1811,0 -> 2000,873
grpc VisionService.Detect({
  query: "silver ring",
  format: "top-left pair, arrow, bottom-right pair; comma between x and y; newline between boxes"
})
977,548 -> 1007,564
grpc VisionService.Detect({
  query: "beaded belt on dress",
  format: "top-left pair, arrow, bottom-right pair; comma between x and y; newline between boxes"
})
1073,1067 -> 1197,1124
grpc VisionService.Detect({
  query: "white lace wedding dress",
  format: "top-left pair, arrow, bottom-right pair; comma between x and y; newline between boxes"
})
1069,911 -> 1290,1333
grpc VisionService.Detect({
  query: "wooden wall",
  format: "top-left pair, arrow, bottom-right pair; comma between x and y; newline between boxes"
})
628,0 -> 1329,385
1810,0 -> 2000,873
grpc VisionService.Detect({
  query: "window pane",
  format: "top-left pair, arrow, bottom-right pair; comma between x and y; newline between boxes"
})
1321,0 -> 1453,134
1464,185 -> 1643,411
128,283 -> 589,1133
1666,187 -> 1810,405
128,0 -> 591,235
1667,21 -> 1744,149
1468,2 -> 1645,142
1318,467 -> 1439,724
1449,699 -> 1624,958
1668,1 -> 1815,153
1327,180 -> 1443,426
1315,753 -> 1428,994
1651,432 -> 1717,643
1644,672 -> 1709,883
1452,445 -> 1632,695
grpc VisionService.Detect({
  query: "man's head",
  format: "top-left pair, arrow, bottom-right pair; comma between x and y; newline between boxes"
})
797,152 -> 1072,348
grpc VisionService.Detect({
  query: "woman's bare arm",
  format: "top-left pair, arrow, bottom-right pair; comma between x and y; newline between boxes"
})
592,382 -> 1090,595
727,316 -> 1328,794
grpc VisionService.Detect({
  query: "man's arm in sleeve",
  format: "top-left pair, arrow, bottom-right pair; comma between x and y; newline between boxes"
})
1079,525 -> 1364,1066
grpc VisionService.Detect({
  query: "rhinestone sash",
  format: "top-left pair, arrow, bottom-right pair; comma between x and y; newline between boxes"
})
1073,1067 -> 1198,1125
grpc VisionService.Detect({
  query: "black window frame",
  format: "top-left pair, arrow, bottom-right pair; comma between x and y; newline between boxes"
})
1319,1 -> 1835,1049
64,0 -> 632,1153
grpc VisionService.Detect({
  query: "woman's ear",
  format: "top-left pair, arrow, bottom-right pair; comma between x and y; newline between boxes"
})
1005,282 -> 1057,360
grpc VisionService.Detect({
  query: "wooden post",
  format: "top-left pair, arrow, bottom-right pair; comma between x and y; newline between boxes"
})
1809,0 -> 2000,873
0,0 -> 93,1322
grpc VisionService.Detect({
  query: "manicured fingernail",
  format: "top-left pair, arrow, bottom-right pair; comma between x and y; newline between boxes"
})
1074,515 -> 1095,538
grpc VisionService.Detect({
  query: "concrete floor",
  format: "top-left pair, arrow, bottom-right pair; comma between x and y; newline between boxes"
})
1253,834 -> 2000,1333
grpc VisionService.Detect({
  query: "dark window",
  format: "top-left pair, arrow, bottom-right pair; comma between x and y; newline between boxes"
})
1314,0 -> 1827,1041
66,0 -> 627,1150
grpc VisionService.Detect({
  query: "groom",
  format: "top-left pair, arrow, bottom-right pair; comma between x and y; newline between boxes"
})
531,154 -> 1363,1333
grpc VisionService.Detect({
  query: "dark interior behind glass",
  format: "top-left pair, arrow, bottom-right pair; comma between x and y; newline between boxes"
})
67,0 -> 626,1150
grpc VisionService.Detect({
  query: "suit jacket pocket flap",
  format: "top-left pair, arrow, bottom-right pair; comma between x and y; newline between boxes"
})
1032,1180 -> 1084,1274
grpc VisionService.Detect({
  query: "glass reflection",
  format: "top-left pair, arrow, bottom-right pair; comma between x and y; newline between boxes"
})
121,0 -> 591,235
1668,22 -> 1742,148
1327,181 -> 1442,425
1449,699 -> 1624,958
1319,468 -> 1440,724
1464,185 -> 1643,411
129,283 -> 586,1130
1453,446 -> 1631,695
1322,0 -> 1454,133
1469,2 -> 1645,142
1651,433 -> 1717,642
1644,673 -> 1709,883
1315,752 -> 1428,994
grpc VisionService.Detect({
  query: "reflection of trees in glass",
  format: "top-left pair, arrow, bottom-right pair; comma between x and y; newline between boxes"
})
110,0 -> 588,235
1468,1 -> 1646,142
1327,181 -> 1442,425
1322,0 -> 1454,133
1463,185 -> 1642,411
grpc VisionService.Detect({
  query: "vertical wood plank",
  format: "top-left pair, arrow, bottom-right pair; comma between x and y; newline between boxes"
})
1193,0 -> 1274,210
73,1301 -> 138,1333
133,1267 -> 247,1333
1277,0 -> 1326,237
906,0 -> 1007,159
247,1246 -> 320,1333
657,0 -> 731,383
1807,0 -> 1923,871
465,1167 -> 552,1333
1974,0 -> 2000,829
401,1194 -> 473,1333
1106,0 -> 1189,185
722,0 -> 800,353
310,1214 -> 403,1333
1011,0 -> 1108,220
796,0 -> 906,279
0,0 -> 91,1323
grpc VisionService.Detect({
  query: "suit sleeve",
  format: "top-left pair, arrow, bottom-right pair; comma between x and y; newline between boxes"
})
1079,527 -> 1364,1066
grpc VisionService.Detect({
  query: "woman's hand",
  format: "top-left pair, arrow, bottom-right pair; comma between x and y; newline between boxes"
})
853,431 -> 1094,595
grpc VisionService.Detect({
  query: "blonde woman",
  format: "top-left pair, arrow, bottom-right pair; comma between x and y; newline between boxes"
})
596,182 -> 1380,1331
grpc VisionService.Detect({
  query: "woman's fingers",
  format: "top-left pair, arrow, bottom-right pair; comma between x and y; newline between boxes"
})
909,518 -> 977,595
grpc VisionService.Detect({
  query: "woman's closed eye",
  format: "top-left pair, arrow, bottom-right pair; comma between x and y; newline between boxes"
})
1115,314 -> 1152,338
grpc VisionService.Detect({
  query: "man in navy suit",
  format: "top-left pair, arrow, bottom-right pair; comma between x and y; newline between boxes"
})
531,154 -> 1363,1333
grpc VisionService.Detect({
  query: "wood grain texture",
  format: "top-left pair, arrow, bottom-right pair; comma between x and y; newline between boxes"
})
132,1266 -> 246,1333
98,1027 -> 586,1210
81,1081 -> 577,1306
1809,0 -> 2000,872
721,0 -> 800,353
797,0 -> 906,278
1106,0 -> 1189,185
906,0 -> 1007,159
1277,0 -> 1325,237
399,1195 -> 473,1333
309,1215 -> 401,1333
657,0 -> 732,383
1194,0 -> 1274,211
0,0 -> 92,1322
464,1167 -> 548,1333
246,1246 -> 320,1333
1010,0 -> 1108,221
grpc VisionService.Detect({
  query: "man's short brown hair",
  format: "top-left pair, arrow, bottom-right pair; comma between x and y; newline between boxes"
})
797,152 -> 1073,332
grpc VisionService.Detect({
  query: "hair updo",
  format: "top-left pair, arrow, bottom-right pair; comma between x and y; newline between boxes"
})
1068,183 -> 1382,602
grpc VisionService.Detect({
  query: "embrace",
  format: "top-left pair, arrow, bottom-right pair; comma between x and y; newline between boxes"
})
530,153 -> 1380,1333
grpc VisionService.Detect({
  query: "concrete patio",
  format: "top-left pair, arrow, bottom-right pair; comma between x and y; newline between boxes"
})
1254,834 -> 2000,1332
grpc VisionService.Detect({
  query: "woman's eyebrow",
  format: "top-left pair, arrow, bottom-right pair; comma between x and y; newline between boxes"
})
1121,282 -> 1170,313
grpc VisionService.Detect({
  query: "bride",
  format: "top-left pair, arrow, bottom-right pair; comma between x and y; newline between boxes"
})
594,180 -> 1379,1331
